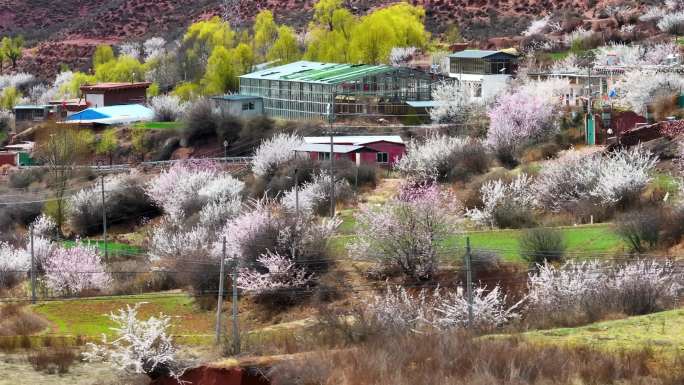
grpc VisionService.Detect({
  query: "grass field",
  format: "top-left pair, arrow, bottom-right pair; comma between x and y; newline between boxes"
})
32,292 -> 215,344
331,222 -> 625,262
523,308 -> 684,357
450,224 -> 625,261
134,121 -> 184,130
61,240 -> 143,258
547,51 -> 570,60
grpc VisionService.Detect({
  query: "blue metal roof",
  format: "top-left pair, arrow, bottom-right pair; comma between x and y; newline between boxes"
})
211,94 -> 262,101
449,50 -> 515,59
66,104 -> 154,124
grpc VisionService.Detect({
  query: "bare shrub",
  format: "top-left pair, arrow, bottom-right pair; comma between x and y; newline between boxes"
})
0,304 -> 48,337
616,207 -> 663,253
182,98 -> 216,144
8,168 -> 45,189
27,346 -> 78,374
519,227 -> 566,265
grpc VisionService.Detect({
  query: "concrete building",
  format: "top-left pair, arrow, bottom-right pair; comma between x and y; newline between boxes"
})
237,61 -> 440,121
211,94 -> 263,118
448,50 -> 518,101
527,71 -> 609,107
80,82 -> 151,108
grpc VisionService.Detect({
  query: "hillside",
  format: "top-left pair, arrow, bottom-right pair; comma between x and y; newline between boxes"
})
2,0 -> 614,79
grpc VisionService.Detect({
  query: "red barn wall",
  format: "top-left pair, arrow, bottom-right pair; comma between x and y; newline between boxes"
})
0,152 -> 17,167
362,141 -> 406,166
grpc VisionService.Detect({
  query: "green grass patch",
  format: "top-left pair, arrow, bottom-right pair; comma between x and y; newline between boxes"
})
134,121 -> 184,130
548,51 -> 570,61
61,240 -> 142,257
330,221 -> 624,262
449,224 -> 624,262
523,308 -> 684,356
677,37 -> 684,46
649,172 -> 680,200
32,292 -> 214,344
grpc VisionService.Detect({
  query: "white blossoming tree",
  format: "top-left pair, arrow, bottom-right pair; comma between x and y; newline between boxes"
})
614,70 -> 684,115
534,146 -> 657,212
0,242 -> 29,289
252,133 -> 304,177
146,160 -> 243,223
465,174 -> 536,228
363,284 -> 522,332
149,95 -> 187,122
83,303 -> 182,380
428,81 -> 481,124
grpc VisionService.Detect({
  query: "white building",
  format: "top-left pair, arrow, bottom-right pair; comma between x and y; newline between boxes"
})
447,50 -> 519,102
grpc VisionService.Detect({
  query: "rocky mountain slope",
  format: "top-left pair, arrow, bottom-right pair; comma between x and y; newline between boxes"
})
1,0 -> 615,78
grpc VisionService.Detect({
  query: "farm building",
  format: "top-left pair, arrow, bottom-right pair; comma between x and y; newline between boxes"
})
297,135 -> 405,166
80,82 -> 151,108
211,94 -> 263,118
13,105 -> 51,122
237,61 -> 443,121
448,50 -> 519,101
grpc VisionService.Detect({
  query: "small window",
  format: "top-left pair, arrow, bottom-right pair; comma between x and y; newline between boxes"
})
376,152 -> 389,163
242,103 -> 250,111
248,102 -> 255,110
318,152 -> 331,161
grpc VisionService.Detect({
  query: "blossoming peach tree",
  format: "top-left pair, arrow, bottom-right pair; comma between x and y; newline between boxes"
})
349,181 -> 462,280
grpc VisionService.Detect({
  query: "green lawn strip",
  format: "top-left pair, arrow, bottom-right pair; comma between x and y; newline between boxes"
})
337,208 -> 357,235
444,224 -> 624,262
134,121 -> 184,130
548,51 -> 570,60
522,309 -> 684,357
331,223 -> 623,262
61,240 -> 143,257
31,292 -> 214,343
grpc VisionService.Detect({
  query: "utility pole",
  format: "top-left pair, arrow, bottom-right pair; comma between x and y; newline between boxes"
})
223,139 -> 229,159
30,225 -> 36,304
231,255 -> 240,355
328,97 -> 335,218
294,167 -> 299,216
465,236 -> 473,329
101,175 -> 108,262
215,238 -> 226,344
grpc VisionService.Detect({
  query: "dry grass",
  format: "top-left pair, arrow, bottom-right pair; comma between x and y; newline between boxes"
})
27,346 -> 79,374
0,303 -> 48,337
271,332 -> 684,385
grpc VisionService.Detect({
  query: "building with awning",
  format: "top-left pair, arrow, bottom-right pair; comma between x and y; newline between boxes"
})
65,104 -> 154,126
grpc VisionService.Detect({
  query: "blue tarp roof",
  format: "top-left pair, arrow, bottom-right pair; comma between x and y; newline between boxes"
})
66,104 -> 154,124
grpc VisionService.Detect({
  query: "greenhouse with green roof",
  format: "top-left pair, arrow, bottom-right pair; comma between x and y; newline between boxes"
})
237,60 -> 442,121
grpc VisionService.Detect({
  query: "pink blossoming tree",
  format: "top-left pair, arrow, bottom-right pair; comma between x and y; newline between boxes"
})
349,182 -> 462,280
44,243 -> 112,296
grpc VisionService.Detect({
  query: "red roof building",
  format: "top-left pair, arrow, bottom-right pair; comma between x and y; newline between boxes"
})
80,82 -> 151,108
300,135 -> 406,167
